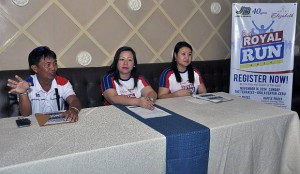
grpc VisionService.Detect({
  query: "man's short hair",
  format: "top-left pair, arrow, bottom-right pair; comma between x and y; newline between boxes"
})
28,46 -> 56,74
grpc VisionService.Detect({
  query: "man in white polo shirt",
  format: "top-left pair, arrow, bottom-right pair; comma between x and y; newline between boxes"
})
7,46 -> 81,122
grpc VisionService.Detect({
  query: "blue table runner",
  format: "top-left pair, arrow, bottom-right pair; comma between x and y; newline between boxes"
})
115,105 -> 210,174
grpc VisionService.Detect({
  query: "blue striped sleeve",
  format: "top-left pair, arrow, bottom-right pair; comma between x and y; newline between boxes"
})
159,68 -> 171,87
101,73 -> 114,91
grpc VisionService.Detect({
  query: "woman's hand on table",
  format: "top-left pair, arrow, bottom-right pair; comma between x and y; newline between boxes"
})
174,89 -> 193,97
139,97 -> 155,110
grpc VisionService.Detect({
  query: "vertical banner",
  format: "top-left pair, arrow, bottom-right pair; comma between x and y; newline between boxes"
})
230,3 -> 297,109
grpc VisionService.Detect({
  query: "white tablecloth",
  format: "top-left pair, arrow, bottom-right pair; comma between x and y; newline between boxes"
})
1,92 -> 299,174
155,92 -> 300,174
0,106 -> 166,174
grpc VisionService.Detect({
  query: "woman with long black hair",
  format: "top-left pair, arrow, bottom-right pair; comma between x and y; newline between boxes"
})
158,41 -> 207,99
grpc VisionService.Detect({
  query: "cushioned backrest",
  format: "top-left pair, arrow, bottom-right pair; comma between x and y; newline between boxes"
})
0,60 -> 232,118
57,67 -> 109,109
136,63 -> 170,93
0,70 -> 30,118
136,60 -> 231,93
193,59 -> 231,93
292,56 -> 300,114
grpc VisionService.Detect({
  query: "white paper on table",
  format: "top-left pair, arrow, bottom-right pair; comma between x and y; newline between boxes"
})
126,106 -> 171,119
186,98 -> 210,105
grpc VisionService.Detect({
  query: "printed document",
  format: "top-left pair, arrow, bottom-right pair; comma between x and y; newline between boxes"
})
127,106 -> 171,119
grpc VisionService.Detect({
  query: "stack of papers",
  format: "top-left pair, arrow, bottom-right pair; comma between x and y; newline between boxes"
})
192,93 -> 233,103
35,111 -> 70,126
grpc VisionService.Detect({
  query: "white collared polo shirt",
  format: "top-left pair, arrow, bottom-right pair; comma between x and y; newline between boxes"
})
25,74 -> 75,114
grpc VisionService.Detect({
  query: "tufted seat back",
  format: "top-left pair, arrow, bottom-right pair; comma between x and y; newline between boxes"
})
0,70 -> 31,117
2,58 -> 299,118
194,60 -> 230,93
292,56 -> 300,115
56,67 -> 108,109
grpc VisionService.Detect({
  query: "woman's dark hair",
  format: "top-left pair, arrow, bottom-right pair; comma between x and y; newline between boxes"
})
171,41 -> 195,83
28,46 -> 57,75
108,46 -> 139,88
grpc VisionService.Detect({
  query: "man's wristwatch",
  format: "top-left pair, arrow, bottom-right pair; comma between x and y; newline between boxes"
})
19,92 -> 28,95
19,88 -> 30,95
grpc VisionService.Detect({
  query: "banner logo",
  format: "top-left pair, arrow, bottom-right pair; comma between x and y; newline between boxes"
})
271,6 -> 294,19
236,6 -> 251,15
240,20 -> 284,68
